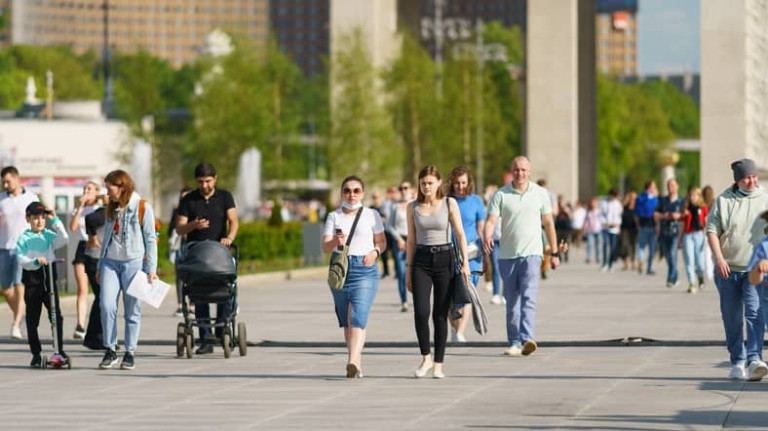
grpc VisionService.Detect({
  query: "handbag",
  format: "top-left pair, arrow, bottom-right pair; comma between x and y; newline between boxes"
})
327,208 -> 364,290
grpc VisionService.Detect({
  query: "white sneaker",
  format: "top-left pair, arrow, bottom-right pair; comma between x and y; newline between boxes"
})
455,332 -> 467,343
503,346 -> 522,357
414,360 -> 433,378
747,360 -> 768,381
522,340 -> 538,356
600,266 -> 608,273
11,325 -> 23,340
728,363 -> 746,380
490,295 -> 502,305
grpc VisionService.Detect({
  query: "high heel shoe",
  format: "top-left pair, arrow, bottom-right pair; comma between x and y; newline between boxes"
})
414,361 -> 433,378
346,363 -> 363,378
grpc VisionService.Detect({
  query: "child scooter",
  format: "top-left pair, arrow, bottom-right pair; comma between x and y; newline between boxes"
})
42,259 -> 71,370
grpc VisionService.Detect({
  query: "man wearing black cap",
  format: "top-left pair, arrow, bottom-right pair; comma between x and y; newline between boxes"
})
706,158 -> 768,381
15,202 -> 69,367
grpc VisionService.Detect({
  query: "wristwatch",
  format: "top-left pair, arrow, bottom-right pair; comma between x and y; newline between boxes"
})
550,252 -> 560,258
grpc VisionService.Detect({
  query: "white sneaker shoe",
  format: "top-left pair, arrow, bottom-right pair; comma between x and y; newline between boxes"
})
747,360 -> 768,381
10,325 -> 23,340
522,340 -> 538,356
455,332 -> 467,343
728,363 -> 746,380
503,346 -> 522,357
490,295 -> 502,305
414,360 -> 434,378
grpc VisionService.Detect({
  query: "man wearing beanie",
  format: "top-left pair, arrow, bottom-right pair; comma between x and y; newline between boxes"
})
707,158 -> 768,381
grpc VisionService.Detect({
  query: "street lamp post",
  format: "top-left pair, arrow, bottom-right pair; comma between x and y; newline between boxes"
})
101,0 -> 114,117
420,0 -> 471,99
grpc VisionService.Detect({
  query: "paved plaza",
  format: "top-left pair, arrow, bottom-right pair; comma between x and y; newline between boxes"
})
1,248 -> 767,430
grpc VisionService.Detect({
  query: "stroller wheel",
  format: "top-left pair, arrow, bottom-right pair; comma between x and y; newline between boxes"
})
185,332 -> 194,359
176,323 -> 185,357
222,330 -> 232,359
238,322 -> 247,357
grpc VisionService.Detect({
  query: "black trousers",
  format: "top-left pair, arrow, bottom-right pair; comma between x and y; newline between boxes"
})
411,247 -> 453,363
83,255 -> 103,349
23,265 -> 64,356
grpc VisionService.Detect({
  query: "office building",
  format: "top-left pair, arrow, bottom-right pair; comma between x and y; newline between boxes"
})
595,0 -> 638,76
270,0 -> 330,77
6,0 -> 267,68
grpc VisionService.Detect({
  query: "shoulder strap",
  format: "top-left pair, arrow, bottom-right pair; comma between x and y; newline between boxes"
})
139,199 -> 146,225
345,207 -> 364,246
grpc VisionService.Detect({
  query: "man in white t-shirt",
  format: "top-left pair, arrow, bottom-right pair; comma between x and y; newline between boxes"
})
0,166 -> 40,339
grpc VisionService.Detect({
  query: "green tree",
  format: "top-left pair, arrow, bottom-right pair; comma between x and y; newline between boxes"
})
0,52 -> 27,109
639,80 -> 699,138
8,45 -> 100,100
596,74 -> 675,193
330,28 -> 398,185
384,32 -> 437,180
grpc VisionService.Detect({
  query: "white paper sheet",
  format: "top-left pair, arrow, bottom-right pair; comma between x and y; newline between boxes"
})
126,272 -> 171,309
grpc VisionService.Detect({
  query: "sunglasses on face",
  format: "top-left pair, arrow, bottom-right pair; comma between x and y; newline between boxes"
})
343,187 -> 363,195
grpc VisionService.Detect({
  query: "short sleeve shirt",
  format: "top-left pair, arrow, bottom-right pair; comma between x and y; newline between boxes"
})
323,207 -> 384,256
0,190 -> 39,249
177,188 -> 236,242
488,182 -> 552,259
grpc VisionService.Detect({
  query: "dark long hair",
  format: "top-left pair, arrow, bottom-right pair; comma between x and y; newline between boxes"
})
104,170 -> 135,220
417,165 -> 444,203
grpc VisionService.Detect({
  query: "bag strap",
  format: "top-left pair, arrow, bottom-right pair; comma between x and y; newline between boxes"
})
345,207 -> 364,247
446,198 -> 463,270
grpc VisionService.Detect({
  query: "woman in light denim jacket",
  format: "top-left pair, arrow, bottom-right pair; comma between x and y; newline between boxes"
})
97,170 -> 158,370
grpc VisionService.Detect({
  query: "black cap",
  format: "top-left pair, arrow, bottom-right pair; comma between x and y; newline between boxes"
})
25,202 -> 49,216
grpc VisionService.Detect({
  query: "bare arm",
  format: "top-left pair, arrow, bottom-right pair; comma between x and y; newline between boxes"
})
406,203 -> 416,291
542,212 -> 560,269
483,213 -> 499,256
222,207 -> 239,246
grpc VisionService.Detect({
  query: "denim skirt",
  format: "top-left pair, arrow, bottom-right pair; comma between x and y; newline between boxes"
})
330,255 -> 379,329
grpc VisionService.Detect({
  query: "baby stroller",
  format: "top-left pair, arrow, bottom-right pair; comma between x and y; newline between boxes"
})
175,241 -> 246,359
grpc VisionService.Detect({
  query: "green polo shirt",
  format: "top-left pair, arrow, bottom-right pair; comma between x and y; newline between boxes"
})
488,181 -> 552,259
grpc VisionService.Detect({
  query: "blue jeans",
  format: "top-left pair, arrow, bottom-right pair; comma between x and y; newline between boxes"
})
715,272 -> 765,365
99,257 -> 143,353
499,256 -> 542,346
658,234 -> 679,284
682,231 -> 706,285
601,231 -> 619,269
490,240 -> 502,295
637,227 -> 657,273
330,255 -> 379,329
585,232 -> 601,263
393,247 -> 407,304
196,302 -> 231,342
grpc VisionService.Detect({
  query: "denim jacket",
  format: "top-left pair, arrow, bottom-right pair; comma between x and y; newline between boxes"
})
100,192 -> 158,273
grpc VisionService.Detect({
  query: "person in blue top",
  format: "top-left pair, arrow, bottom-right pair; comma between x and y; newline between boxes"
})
16,202 -> 69,368
447,166 -> 485,343
633,180 -> 659,275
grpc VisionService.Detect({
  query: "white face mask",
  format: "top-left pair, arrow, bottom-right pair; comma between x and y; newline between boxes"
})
341,201 -> 363,210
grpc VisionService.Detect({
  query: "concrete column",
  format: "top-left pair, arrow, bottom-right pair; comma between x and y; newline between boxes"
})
527,0 -> 595,203
330,0 -> 399,71
701,0 -> 768,190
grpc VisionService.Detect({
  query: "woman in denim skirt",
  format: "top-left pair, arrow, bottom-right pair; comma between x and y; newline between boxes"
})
322,176 -> 387,378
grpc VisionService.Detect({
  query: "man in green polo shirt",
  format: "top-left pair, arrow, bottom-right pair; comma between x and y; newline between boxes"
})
483,156 -> 560,357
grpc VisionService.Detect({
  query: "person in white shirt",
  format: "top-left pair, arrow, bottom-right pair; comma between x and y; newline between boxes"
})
0,166 -> 40,339
322,175 -> 387,379
600,189 -> 623,272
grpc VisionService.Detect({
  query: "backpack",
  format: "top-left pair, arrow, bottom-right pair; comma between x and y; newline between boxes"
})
138,199 -> 161,244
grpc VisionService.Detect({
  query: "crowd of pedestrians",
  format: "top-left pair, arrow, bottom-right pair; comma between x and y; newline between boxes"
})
4,155 -> 768,383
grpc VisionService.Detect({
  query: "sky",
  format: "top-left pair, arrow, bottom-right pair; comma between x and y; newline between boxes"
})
637,0 -> 700,75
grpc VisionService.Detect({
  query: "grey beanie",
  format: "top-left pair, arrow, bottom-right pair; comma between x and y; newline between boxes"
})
731,158 -> 757,182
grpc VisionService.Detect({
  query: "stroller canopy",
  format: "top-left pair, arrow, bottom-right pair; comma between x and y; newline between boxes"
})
177,241 -> 236,278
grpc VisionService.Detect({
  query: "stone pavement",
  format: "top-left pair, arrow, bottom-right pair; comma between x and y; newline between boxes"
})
1,248 -> 767,430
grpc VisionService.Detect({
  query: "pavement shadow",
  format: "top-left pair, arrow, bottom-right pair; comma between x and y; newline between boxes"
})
470,409 -> 768,430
